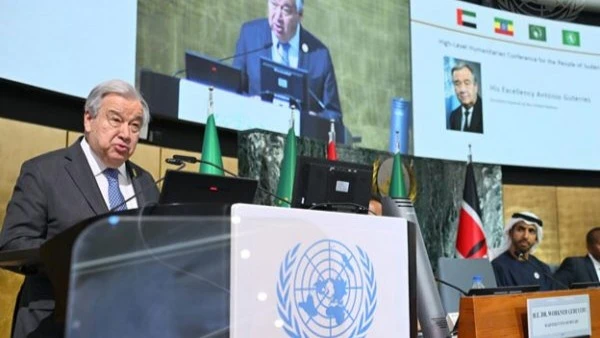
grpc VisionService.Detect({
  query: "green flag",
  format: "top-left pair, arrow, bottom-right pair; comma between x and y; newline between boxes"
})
200,88 -> 224,175
389,151 -> 407,198
275,123 -> 297,207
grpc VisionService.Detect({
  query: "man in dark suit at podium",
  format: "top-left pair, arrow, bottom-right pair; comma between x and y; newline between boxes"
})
448,63 -> 483,134
554,227 -> 600,286
0,79 -> 159,337
233,0 -> 343,122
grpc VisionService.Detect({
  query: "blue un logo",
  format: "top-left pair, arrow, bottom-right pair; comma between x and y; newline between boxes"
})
277,240 -> 377,338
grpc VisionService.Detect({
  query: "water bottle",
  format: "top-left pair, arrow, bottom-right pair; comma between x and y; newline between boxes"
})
471,275 -> 485,289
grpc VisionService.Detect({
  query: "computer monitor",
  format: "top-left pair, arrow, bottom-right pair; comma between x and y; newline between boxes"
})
570,282 -> 600,289
466,284 -> 540,296
291,156 -> 372,213
260,57 -> 309,111
159,170 -> 258,205
185,50 -> 243,93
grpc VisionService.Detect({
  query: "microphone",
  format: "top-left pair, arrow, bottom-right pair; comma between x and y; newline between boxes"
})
516,251 -> 570,290
218,42 -> 273,62
434,277 -> 468,296
172,154 -> 291,206
108,158 -> 186,213
308,88 -> 326,111
434,277 -> 466,335
172,43 -> 273,78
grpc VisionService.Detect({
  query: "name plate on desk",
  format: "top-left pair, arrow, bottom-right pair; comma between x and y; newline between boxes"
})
527,294 -> 591,338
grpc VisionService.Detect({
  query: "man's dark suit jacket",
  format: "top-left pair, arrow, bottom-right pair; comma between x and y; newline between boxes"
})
554,256 -> 600,287
233,18 -> 342,121
0,138 -> 159,338
448,96 -> 483,133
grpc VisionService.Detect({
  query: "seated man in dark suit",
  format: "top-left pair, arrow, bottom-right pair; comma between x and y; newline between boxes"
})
448,63 -> 483,133
233,0 -> 343,123
0,79 -> 160,338
554,227 -> 600,287
492,212 -> 555,291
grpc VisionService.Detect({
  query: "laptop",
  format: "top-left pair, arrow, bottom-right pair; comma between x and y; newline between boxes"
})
260,57 -> 309,111
185,50 -> 243,93
159,170 -> 258,205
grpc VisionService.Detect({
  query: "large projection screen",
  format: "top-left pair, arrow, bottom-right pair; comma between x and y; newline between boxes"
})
0,0 -> 137,99
410,0 -> 600,170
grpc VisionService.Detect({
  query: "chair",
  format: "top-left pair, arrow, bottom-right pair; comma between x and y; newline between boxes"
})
437,257 -> 497,313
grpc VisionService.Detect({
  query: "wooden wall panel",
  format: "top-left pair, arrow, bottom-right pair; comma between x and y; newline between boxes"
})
502,185 -> 560,265
0,118 -> 67,338
556,187 -> 600,261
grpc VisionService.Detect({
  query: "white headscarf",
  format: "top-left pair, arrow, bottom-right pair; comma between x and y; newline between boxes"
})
492,211 -> 544,259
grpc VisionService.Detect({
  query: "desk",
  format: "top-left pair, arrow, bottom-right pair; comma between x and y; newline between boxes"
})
459,288 -> 600,337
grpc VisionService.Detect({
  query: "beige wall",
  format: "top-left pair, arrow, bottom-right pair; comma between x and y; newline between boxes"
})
0,118 -> 237,336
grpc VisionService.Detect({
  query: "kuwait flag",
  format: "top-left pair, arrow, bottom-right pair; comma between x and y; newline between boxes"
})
457,8 -> 477,28
494,17 -> 514,36
455,161 -> 489,258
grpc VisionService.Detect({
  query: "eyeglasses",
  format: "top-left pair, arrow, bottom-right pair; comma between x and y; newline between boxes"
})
105,111 -> 143,134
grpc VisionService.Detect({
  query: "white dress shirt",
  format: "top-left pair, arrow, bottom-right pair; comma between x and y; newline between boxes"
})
588,253 -> 600,281
80,138 -> 138,210
271,23 -> 301,68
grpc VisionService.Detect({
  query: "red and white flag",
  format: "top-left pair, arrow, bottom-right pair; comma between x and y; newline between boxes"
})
456,162 -> 488,258
326,120 -> 337,161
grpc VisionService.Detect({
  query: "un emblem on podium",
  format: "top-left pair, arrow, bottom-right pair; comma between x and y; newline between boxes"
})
277,240 -> 377,338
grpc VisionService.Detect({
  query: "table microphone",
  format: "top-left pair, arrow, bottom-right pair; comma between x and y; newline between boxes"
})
108,158 -> 186,213
516,251 -> 570,290
171,154 -> 291,206
218,42 -> 273,62
171,42 -> 273,77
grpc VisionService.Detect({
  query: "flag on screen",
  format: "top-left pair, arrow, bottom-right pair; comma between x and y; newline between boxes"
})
455,161 -> 488,258
326,119 -> 337,161
494,17 -> 514,36
456,8 -> 477,29
562,30 -> 580,46
275,111 -> 297,207
200,87 -> 224,176
529,24 -> 546,42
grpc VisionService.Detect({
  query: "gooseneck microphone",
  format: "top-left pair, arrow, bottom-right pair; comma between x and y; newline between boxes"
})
171,42 -> 273,78
434,277 -> 467,335
172,154 -> 291,206
435,277 -> 469,296
108,159 -> 186,213
218,42 -> 273,62
516,251 -> 570,290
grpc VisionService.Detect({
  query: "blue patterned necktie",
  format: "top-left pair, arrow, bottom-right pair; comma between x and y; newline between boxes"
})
103,168 -> 127,211
280,42 -> 291,66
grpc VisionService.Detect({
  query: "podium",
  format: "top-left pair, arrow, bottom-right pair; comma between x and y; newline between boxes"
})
0,203 -> 232,337
459,288 -> 600,337
140,70 -> 351,144
1,204 -> 417,337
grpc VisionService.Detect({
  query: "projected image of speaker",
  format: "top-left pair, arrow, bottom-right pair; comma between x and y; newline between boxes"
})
292,156 -> 372,214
